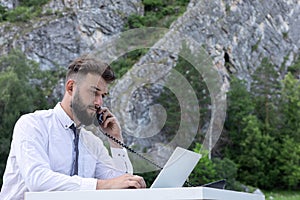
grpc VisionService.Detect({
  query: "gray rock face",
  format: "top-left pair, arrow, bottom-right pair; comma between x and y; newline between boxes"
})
0,0 -> 143,69
183,0 -> 300,82
1,0 -> 299,80
15,16 -> 87,69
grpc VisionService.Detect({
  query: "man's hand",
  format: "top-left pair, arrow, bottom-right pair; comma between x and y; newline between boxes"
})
96,174 -> 147,189
98,107 -> 123,148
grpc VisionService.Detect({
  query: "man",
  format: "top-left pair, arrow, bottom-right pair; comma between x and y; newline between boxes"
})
0,55 -> 146,200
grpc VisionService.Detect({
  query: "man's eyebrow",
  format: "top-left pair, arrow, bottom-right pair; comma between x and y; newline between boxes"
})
91,86 -> 101,91
91,86 -> 109,95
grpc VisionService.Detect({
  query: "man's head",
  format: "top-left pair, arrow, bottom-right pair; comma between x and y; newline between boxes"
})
63,55 -> 116,126
66,55 -> 115,84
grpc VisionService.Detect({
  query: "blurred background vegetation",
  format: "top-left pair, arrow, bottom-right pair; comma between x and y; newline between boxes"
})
0,0 -> 300,198
0,0 -> 49,22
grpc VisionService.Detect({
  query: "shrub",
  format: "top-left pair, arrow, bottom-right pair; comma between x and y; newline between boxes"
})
0,5 -> 7,22
6,6 -> 32,22
188,143 -> 218,186
19,0 -> 49,7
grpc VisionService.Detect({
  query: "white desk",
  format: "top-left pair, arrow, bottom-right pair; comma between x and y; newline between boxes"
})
25,187 -> 265,200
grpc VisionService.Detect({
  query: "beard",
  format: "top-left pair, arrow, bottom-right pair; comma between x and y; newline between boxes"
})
71,90 -> 98,126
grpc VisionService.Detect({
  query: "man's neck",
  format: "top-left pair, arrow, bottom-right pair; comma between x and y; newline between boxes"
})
60,100 -> 73,121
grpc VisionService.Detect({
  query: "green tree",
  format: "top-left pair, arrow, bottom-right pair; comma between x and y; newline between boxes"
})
224,75 -> 279,189
276,136 -> 300,189
251,58 -> 281,135
189,143 -> 238,189
280,72 -> 300,141
0,50 -> 64,186
212,157 -> 238,190
224,76 -> 255,158
236,115 -> 275,188
152,44 -> 211,145
223,59 -> 300,190
274,71 -> 300,189
189,143 -> 218,186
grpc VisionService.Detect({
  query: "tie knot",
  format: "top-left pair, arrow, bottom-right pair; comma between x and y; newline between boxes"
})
69,124 -> 76,133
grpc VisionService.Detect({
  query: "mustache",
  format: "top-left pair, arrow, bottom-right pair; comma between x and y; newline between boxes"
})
89,106 -> 99,111
71,103 -> 97,113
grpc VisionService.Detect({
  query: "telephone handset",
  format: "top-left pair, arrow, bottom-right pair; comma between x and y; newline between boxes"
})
96,111 -> 104,125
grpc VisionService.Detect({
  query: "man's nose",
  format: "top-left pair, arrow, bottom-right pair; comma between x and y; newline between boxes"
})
94,95 -> 103,106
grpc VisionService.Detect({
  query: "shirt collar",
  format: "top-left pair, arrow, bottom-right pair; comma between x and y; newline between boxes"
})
54,103 -> 74,130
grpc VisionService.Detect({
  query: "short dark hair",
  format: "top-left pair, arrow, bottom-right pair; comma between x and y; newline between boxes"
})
66,55 -> 115,83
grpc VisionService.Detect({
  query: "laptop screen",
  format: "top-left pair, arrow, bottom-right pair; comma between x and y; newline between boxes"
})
150,147 -> 201,188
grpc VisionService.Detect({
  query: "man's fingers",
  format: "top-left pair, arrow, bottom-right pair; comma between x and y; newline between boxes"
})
97,174 -> 146,190
102,116 -> 115,128
127,175 -> 146,189
134,175 -> 146,188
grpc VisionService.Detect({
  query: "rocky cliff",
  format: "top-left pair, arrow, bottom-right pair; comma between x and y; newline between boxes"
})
2,0 -> 298,77
0,0 -> 143,69
186,0 -> 300,81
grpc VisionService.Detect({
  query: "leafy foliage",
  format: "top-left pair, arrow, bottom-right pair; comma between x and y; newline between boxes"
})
223,57 -> 300,190
110,49 -> 148,79
189,143 -> 239,189
224,76 -> 255,157
0,5 -> 7,22
237,115 -> 275,188
189,143 -> 218,186
19,0 -> 49,7
0,49 -> 64,185
280,72 -> 300,142
143,44 -> 212,147
212,157 -> 238,190
276,136 -> 300,189
0,0 -> 49,23
5,6 -> 32,22
124,0 -> 189,29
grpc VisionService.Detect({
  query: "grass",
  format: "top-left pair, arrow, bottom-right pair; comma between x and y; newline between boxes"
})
264,191 -> 300,200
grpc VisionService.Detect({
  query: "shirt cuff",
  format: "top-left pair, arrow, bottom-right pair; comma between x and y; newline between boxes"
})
80,178 -> 98,190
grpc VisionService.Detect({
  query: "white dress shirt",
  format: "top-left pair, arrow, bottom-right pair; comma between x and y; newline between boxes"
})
0,103 -> 133,200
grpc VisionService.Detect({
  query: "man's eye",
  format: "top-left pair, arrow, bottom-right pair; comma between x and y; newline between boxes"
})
92,91 -> 101,97
102,94 -> 106,98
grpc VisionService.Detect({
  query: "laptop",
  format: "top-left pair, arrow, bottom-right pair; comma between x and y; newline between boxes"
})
202,179 -> 226,189
150,147 -> 201,188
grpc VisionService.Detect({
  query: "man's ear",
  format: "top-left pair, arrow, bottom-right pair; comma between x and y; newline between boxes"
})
66,79 -> 75,95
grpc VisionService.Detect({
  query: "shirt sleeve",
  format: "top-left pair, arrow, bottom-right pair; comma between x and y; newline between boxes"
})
90,140 -> 134,179
110,147 -> 133,174
13,115 -> 97,192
